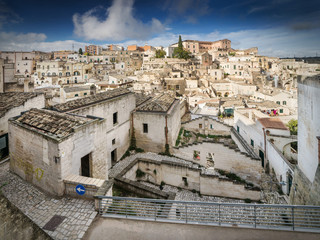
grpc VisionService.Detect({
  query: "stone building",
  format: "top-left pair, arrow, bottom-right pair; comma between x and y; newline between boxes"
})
290,75 -> 320,205
133,93 -> 181,153
52,88 -> 136,168
9,108 -> 107,196
0,92 -> 45,160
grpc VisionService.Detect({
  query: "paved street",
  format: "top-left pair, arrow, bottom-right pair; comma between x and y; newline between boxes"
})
0,161 -> 97,240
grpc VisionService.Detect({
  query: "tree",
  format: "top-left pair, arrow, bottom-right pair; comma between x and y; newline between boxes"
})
78,48 -> 83,55
155,49 -> 166,58
173,35 -> 191,60
287,119 -> 297,135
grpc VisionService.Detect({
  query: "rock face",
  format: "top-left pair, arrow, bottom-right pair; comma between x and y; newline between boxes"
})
0,193 -> 51,240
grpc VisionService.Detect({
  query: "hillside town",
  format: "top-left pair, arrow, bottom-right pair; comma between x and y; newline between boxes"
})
1,36 -> 320,240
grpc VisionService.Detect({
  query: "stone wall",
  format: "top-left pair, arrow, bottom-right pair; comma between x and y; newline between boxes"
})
173,142 -> 262,185
182,117 -> 230,135
290,166 -> 320,205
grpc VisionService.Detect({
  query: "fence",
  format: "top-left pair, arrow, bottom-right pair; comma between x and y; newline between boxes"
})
97,196 -> 320,232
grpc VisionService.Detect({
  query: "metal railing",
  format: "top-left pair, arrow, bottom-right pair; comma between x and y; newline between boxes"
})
97,196 -> 320,232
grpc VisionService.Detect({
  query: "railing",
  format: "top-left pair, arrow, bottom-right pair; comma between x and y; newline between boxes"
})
97,196 -> 320,232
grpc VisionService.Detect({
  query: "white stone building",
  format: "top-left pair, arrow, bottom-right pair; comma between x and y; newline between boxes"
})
133,93 -> 181,153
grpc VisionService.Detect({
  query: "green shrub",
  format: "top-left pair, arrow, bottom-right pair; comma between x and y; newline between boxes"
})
244,198 -> 252,203
136,169 -> 146,178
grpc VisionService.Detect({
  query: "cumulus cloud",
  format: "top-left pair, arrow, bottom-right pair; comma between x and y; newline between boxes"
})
72,0 -> 165,41
0,31 -> 88,52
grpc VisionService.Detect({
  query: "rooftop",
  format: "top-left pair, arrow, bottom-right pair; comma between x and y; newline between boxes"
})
0,92 -> 43,118
135,92 -> 176,112
135,93 -> 152,107
11,108 -> 96,140
258,118 -> 288,130
52,88 -> 131,112
63,86 -> 90,93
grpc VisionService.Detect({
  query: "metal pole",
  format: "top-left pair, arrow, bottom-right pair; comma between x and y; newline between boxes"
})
125,199 -> 127,218
292,207 -> 295,230
186,205 -> 188,223
218,204 -> 221,225
155,203 -> 157,221
254,205 -> 257,228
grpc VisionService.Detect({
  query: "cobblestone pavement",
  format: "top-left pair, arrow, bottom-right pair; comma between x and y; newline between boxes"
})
0,162 -> 97,240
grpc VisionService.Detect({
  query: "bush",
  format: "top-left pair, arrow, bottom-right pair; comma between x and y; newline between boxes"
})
120,150 -> 130,160
136,169 -> 146,178
136,148 -> 144,153
244,198 -> 252,203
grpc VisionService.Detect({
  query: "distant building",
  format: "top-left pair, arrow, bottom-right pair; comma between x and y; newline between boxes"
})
53,51 -> 75,60
85,45 -> 102,55
171,39 -> 231,54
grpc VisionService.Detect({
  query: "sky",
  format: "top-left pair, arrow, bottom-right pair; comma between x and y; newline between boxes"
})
0,0 -> 319,57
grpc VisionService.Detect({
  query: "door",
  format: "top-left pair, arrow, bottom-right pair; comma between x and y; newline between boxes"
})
111,149 -> 117,166
259,150 -> 264,167
81,154 -> 90,177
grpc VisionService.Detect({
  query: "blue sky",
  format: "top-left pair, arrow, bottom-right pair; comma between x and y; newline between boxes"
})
0,0 -> 319,57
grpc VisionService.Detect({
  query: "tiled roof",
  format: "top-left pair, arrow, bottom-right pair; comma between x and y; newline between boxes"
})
134,93 -> 152,107
0,92 -> 42,118
52,88 -> 131,112
12,108 -> 95,140
63,86 -> 90,93
135,93 -> 176,112
258,118 -> 288,130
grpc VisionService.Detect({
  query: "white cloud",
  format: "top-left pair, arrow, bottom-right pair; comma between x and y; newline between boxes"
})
0,32 -> 88,52
72,0 -> 165,41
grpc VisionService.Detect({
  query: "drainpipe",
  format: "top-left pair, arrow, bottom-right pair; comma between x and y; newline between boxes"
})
165,115 -> 168,146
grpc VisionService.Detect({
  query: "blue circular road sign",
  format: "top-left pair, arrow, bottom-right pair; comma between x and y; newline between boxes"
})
75,184 -> 86,195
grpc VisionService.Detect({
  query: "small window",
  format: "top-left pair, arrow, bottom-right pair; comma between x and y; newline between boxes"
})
199,124 -> 203,128
75,94 -> 79,97
276,101 -> 280,105
84,93 -> 87,96
210,124 -> 213,129
280,109 -> 283,113
143,123 -> 148,133
113,112 -> 118,125
176,85 -> 180,90
112,139 -> 116,145
283,101 -> 287,105
251,139 -> 254,147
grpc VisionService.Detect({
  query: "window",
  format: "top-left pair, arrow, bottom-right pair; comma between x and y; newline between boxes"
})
283,101 -> 287,105
199,124 -> 203,129
251,139 -> 254,147
143,123 -> 148,133
84,93 -> 87,96
112,139 -> 116,145
280,109 -> 283,113
113,112 -> 118,125
75,94 -> 79,97
176,85 -> 180,90
276,101 -> 280,105
210,124 -> 213,129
